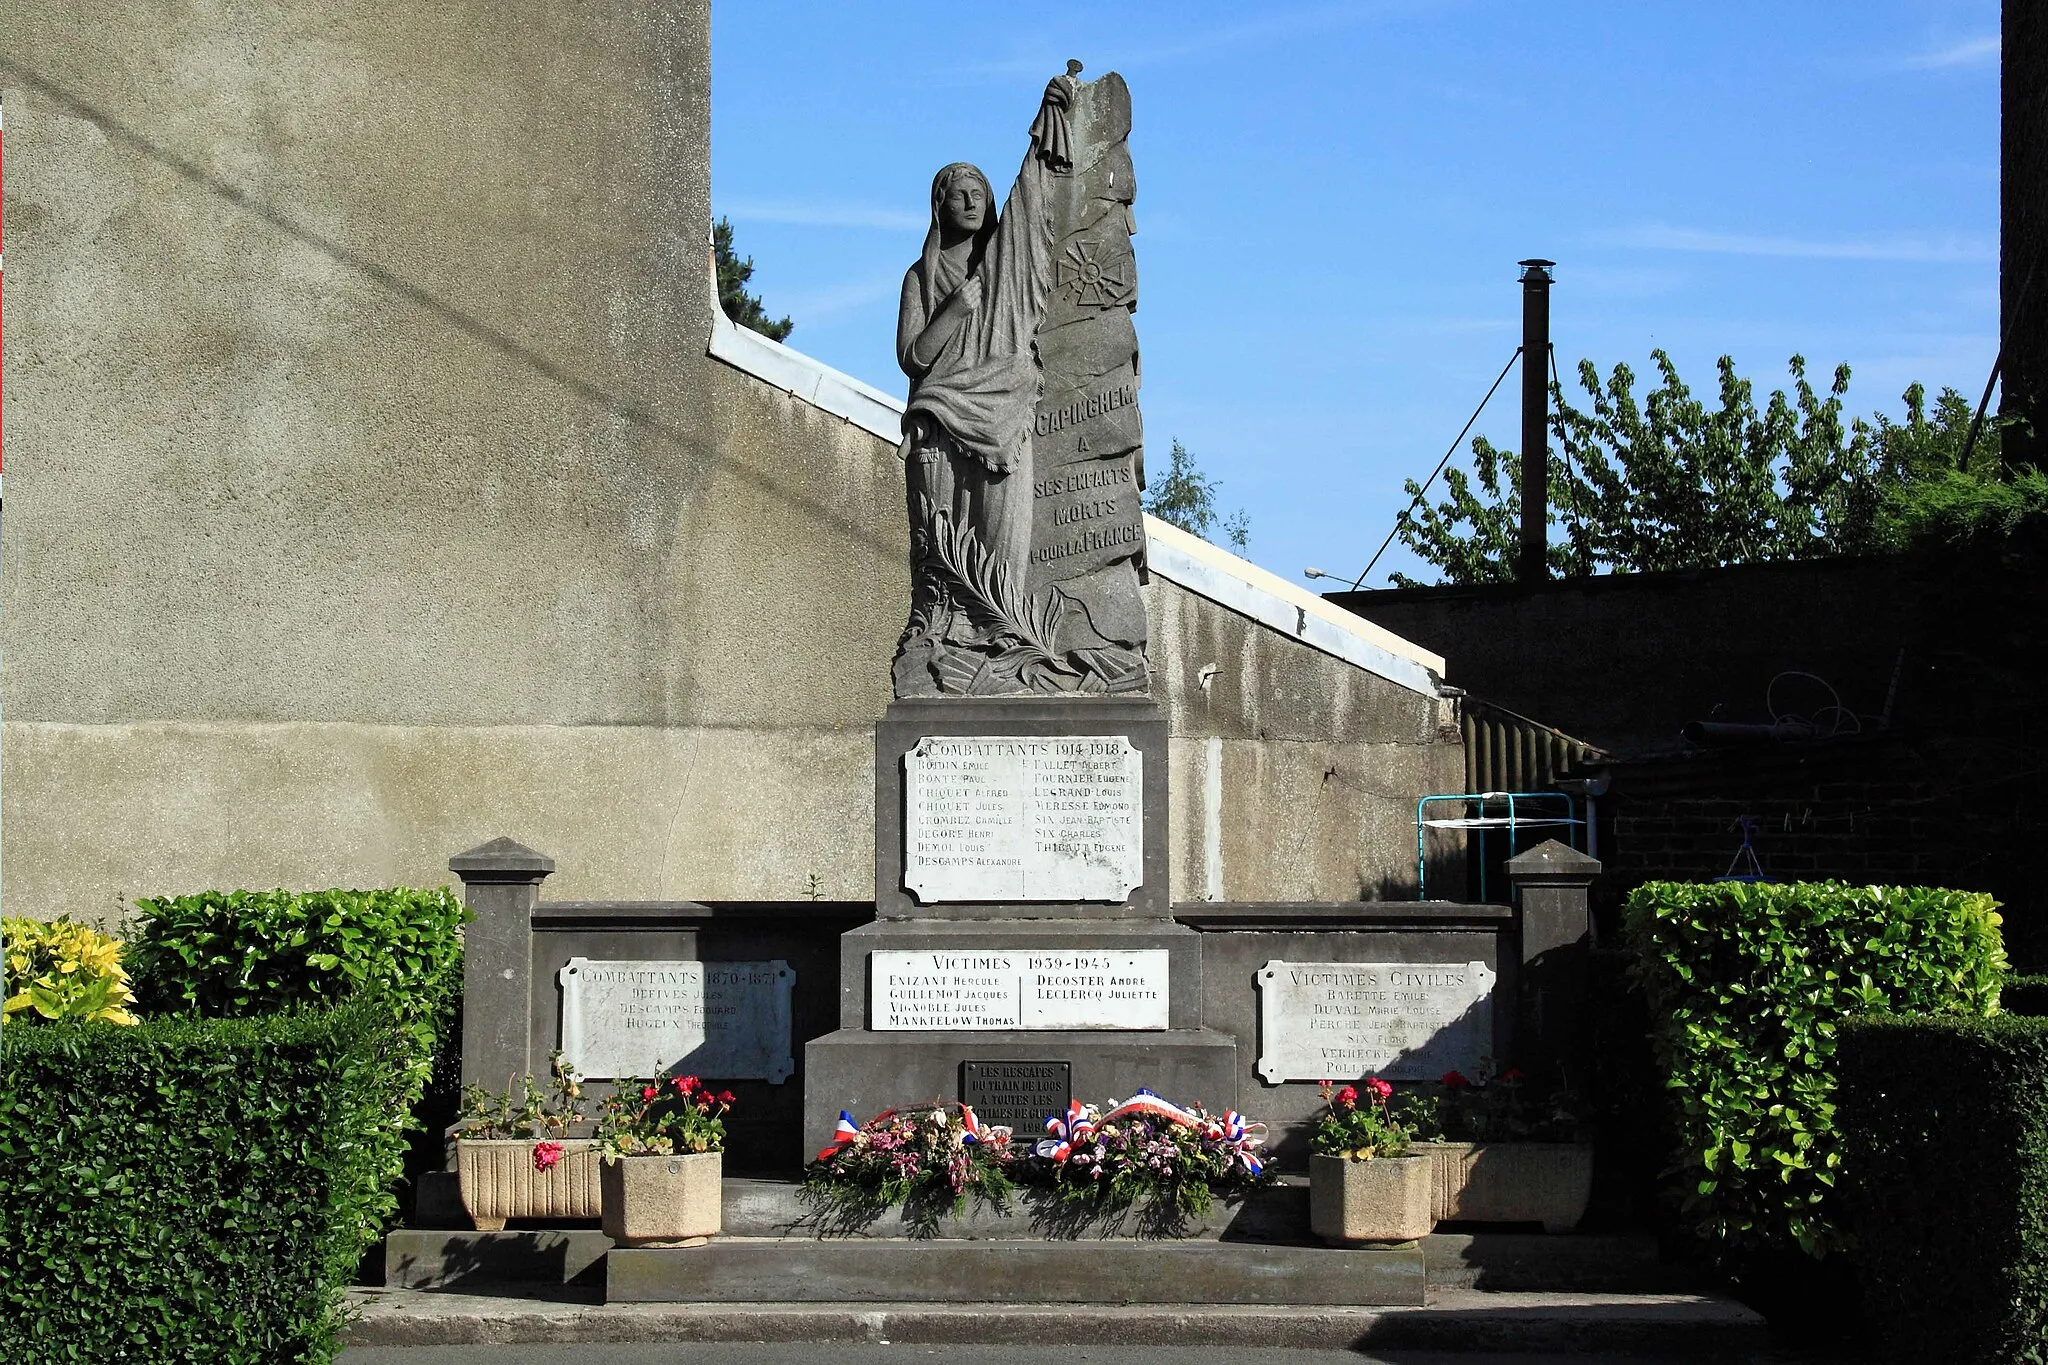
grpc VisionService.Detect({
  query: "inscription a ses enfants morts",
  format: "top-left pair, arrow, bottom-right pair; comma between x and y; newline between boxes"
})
558,959 -> 795,1083
1255,960 -> 1495,1083
903,735 -> 1142,903
871,949 -> 1168,1030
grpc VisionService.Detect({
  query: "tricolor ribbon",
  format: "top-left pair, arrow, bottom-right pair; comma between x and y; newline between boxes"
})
1099,1087 -> 1202,1129
815,1110 -> 862,1163
1034,1099 -> 1097,1161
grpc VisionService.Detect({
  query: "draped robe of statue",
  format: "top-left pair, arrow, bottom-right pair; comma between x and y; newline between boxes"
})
894,68 -> 1151,699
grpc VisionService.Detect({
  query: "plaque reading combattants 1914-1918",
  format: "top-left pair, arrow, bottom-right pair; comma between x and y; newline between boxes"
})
903,735 -> 1141,903
871,949 -> 1167,1031
1254,960 -> 1496,1083
558,959 -> 796,1083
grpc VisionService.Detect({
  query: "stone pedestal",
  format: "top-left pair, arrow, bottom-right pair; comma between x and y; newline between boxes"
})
805,697 -> 1236,1150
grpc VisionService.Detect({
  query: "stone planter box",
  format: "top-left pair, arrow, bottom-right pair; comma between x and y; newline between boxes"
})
601,1151 -> 723,1247
455,1138 -> 601,1230
1307,1153 -> 1432,1244
1412,1141 -> 1594,1232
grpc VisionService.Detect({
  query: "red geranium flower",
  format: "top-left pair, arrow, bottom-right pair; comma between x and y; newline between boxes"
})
718,1090 -> 736,1105
641,1084 -> 660,1101
1500,1068 -> 1524,1084
1335,1085 -> 1359,1107
1364,1077 -> 1394,1103
679,1075 -> 700,1093
532,1140 -> 564,1172
1440,1070 -> 1471,1090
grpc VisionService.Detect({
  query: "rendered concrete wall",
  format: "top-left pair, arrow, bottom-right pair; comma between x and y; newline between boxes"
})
3,1 -> 1458,916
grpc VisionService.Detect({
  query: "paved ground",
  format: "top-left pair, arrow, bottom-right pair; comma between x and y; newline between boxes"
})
341,1348 -> 1794,1365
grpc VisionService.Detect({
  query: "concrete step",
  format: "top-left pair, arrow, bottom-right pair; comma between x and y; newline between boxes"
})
383,1224 -> 1692,1297
606,1236 -> 1427,1305
345,1288 -> 1771,1358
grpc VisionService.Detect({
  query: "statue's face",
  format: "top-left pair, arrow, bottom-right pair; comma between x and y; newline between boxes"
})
941,178 -> 986,233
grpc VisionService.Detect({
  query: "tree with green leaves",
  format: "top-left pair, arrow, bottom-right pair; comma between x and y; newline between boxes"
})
1144,439 -> 1249,553
713,216 -> 793,341
1389,351 -> 2007,585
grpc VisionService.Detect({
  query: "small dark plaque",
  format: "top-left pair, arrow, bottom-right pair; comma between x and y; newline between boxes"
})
961,1060 -> 1073,1134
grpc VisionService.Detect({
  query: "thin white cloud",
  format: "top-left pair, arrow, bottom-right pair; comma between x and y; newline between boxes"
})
720,200 -> 925,232
1598,222 -> 1993,265
1891,34 -> 2000,70
774,273 -> 903,323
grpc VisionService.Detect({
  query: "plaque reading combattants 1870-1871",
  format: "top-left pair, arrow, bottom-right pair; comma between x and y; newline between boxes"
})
903,735 -> 1142,903
871,949 -> 1167,1030
1254,960 -> 1495,1083
558,959 -> 796,1083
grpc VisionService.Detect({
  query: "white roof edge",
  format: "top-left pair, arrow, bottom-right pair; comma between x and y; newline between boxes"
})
703,261 -> 1445,698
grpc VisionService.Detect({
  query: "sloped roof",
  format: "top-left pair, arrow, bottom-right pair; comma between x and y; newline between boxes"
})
706,289 -> 1445,699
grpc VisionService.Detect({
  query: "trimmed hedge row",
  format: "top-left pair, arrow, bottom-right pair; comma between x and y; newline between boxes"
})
128,887 -> 467,1020
0,1003 -> 415,1363
1624,880 -> 2003,1263
1838,1015 -> 2048,1364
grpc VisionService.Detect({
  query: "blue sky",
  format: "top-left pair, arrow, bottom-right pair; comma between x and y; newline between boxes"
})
710,1 -> 2000,588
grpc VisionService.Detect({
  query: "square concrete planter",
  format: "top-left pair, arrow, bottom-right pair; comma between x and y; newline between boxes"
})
1412,1141 -> 1594,1231
1308,1153 -> 1433,1244
601,1151 -> 723,1247
455,1138 -> 601,1230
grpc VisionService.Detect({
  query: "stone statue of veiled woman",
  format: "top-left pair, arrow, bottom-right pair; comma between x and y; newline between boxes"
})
894,74 -> 1077,696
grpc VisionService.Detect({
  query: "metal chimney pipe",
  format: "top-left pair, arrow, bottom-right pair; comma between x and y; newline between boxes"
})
1518,259 -> 1555,583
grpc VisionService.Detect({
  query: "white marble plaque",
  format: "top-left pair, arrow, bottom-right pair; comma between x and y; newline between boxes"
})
1255,960 -> 1495,1083
870,949 -> 1169,1030
903,736 -> 1143,903
558,959 -> 795,1083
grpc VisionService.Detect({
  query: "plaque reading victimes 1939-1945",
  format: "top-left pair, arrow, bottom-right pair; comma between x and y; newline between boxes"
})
871,949 -> 1167,1030
903,735 -> 1142,903
1254,960 -> 1495,1083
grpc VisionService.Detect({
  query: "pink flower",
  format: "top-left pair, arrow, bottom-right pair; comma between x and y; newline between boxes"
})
532,1140 -> 564,1172
1364,1077 -> 1394,1104
1335,1085 -> 1359,1107
678,1075 -> 701,1094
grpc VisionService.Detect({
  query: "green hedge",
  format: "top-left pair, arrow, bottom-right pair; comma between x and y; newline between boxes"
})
127,886 -> 470,1208
2005,974 -> 2048,1018
127,887 -> 468,1020
0,1003 -> 415,1363
1838,1015 -> 2048,1364
1624,881 -> 2003,1263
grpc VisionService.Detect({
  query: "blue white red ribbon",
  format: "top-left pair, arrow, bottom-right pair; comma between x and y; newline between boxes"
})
1034,1099 -> 1097,1160
1099,1087 -> 1202,1129
815,1110 -> 861,1163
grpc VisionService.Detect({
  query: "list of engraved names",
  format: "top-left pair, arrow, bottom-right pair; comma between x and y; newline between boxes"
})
871,949 -> 1169,1030
1255,960 -> 1496,1082
903,735 -> 1142,902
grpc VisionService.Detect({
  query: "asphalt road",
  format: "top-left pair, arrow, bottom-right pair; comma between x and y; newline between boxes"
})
341,1347 -> 1792,1365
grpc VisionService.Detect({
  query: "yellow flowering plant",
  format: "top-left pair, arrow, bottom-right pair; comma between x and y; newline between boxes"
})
3,916 -> 140,1025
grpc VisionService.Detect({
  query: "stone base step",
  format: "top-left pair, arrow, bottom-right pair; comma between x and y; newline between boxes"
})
345,1289 -> 1769,1358
383,1224 -> 1692,1296
606,1236 -> 1426,1305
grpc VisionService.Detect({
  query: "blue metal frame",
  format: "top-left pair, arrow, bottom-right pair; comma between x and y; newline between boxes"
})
1415,791 -> 1583,901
